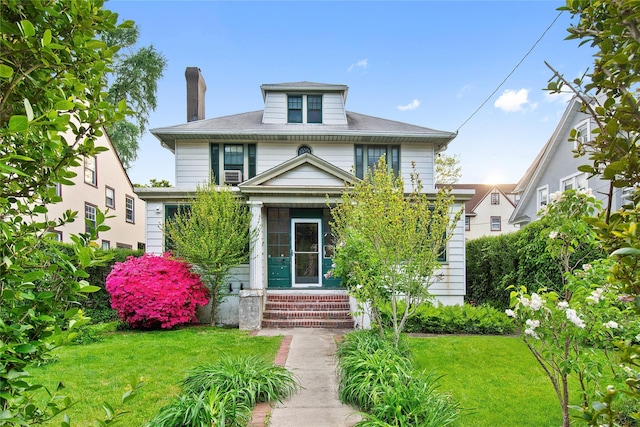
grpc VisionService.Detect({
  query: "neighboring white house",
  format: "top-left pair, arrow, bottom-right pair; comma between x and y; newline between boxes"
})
441,184 -> 519,240
135,68 -> 472,329
509,97 -> 624,227
45,131 -> 146,251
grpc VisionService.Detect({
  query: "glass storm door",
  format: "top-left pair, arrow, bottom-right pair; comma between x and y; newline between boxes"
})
292,219 -> 322,287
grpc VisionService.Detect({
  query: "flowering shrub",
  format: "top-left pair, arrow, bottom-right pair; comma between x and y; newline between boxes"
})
106,253 -> 210,329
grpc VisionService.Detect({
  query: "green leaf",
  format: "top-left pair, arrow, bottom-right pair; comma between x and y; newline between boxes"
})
14,344 -> 37,353
23,99 -> 34,122
0,64 -> 13,78
54,100 -> 75,111
78,285 -> 100,293
42,29 -> 52,46
8,115 -> 29,132
20,20 -> 35,37
101,402 -> 114,419
611,247 -> 640,256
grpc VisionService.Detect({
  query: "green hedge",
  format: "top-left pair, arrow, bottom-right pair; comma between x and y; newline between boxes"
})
53,243 -> 143,322
380,303 -> 515,335
465,221 -> 605,310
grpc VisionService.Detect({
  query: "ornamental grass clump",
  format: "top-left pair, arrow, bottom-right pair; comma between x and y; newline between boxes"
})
147,355 -> 299,427
337,330 -> 459,426
106,253 -> 210,329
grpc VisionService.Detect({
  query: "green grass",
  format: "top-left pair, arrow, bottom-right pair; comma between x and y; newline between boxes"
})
30,326 -> 282,426
409,335 -> 578,427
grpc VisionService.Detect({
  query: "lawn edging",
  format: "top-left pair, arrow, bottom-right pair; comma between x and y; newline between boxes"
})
248,334 -> 292,426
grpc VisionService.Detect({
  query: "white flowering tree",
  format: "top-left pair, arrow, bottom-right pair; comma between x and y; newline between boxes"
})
508,190 -> 640,426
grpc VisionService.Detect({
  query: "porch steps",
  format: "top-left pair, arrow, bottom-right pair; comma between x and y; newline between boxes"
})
262,294 -> 354,329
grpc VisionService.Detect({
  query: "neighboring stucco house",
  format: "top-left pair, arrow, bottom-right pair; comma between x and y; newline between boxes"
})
46,131 -> 146,250
509,97 -> 625,227
440,184 -> 519,240
136,68 -> 472,329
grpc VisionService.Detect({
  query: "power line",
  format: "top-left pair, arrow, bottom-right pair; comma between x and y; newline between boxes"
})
456,10 -> 564,132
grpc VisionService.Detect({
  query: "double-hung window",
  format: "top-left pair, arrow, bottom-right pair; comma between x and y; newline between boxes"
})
490,216 -> 501,231
85,203 -> 97,234
537,185 -> 549,212
210,143 -> 257,185
560,173 -> 587,192
491,192 -> 500,205
84,156 -> 97,186
125,196 -> 135,223
287,95 -> 322,124
105,186 -> 115,209
354,145 -> 400,179
288,95 -> 303,123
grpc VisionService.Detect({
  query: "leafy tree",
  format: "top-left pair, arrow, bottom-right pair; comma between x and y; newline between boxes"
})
165,184 -> 255,325
544,1 -> 640,423
330,157 -> 461,347
134,178 -> 171,188
435,153 -> 462,185
0,0 -> 140,423
102,25 -> 167,169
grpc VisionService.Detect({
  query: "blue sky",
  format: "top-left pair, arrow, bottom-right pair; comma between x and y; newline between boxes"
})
107,0 -> 595,186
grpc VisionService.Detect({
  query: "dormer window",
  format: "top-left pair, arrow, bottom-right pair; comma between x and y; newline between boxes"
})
288,95 -> 302,123
307,96 -> 322,123
287,94 -> 322,124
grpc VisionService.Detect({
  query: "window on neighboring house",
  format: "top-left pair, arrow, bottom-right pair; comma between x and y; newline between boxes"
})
85,203 -> 97,234
288,95 -> 303,123
84,156 -> 97,186
355,145 -> 400,179
210,143 -> 257,185
116,243 -> 132,250
537,185 -> 549,212
490,216 -> 501,231
574,120 -> 591,150
48,229 -> 62,241
307,95 -> 322,123
491,192 -> 500,205
137,242 -> 146,251
105,186 -> 115,209
465,216 -> 470,231
561,173 -> 588,192
102,240 -> 110,250
125,196 -> 135,223
514,193 -> 521,205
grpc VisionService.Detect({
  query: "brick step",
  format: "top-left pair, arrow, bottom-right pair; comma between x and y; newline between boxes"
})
265,301 -> 351,311
266,295 -> 350,303
261,318 -> 355,329
263,310 -> 353,320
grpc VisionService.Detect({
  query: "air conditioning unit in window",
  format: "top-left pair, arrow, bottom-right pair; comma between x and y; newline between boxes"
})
223,170 -> 243,185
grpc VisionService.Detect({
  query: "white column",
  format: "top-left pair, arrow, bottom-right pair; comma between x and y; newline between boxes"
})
248,201 -> 264,290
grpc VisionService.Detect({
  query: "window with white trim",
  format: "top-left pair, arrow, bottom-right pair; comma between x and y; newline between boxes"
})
560,173 -> 588,192
490,216 -> 501,231
465,216 -> 470,231
491,192 -> 500,205
537,185 -> 549,212
84,156 -> 97,186
574,119 -> 591,150
102,240 -> 111,250
125,196 -> 135,223
85,203 -> 97,234
105,186 -> 115,209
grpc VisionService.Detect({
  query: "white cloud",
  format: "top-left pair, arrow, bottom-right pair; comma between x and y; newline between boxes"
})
348,59 -> 368,72
457,84 -> 472,99
397,99 -> 420,111
494,89 -> 529,112
544,90 -> 573,105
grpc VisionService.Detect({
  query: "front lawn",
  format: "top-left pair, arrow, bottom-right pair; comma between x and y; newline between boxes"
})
410,335 -> 576,427
30,326 -> 282,426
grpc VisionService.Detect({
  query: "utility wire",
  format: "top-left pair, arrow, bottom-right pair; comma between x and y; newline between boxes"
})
456,10 -> 564,132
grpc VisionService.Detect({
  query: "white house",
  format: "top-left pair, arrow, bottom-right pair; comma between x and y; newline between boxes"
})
509,97 -> 625,226
136,68 -> 472,329
46,131 -> 145,251
441,184 -> 519,240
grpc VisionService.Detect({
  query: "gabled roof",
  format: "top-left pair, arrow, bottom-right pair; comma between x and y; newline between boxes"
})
437,183 -> 517,215
508,96 -> 587,224
239,152 -> 355,196
151,110 -> 457,152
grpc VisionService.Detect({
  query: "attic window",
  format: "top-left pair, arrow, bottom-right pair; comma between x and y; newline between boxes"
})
288,95 -> 302,123
298,145 -> 312,155
307,95 -> 322,123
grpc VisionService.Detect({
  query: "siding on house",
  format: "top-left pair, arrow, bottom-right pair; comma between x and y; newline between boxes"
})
322,93 -> 348,125
265,164 -> 346,187
175,140 -> 210,187
430,202 -> 466,305
262,92 -> 286,124
262,92 -> 347,125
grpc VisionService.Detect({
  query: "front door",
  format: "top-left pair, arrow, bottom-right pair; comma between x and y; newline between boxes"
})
292,219 -> 322,287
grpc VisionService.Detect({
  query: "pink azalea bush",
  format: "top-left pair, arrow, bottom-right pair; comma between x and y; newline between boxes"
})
106,253 -> 210,329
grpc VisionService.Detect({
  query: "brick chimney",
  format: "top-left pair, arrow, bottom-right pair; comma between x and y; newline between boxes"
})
185,67 -> 206,122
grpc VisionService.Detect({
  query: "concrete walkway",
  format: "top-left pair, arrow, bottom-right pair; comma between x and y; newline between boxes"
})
256,328 -> 362,427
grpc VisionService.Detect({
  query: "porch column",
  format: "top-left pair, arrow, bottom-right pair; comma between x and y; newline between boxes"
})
248,200 -> 264,290
240,200 -> 264,330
